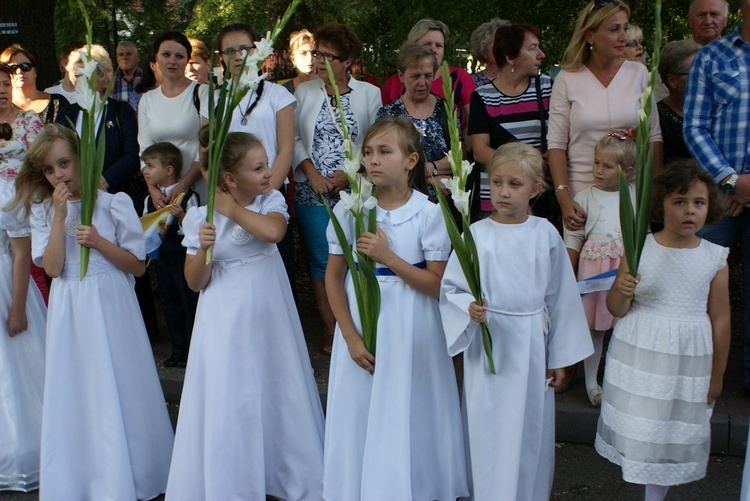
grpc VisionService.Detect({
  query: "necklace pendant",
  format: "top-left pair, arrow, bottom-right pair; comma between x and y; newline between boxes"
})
241,117 -> 248,126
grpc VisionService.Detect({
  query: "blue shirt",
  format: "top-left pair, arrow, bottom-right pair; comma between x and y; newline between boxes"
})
683,23 -> 750,182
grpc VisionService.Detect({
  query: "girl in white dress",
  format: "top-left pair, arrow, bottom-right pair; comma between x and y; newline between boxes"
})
596,161 -> 730,501
10,124 -> 174,501
324,117 -> 468,501
440,142 -> 593,501
564,129 -> 635,407
0,179 -> 46,493
166,132 -> 324,501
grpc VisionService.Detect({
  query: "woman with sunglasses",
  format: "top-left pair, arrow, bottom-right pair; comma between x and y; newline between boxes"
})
293,23 -> 381,355
0,44 -> 69,124
548,0 -> 662,234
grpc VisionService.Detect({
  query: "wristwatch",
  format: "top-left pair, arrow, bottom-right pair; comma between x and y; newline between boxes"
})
722,173 -> 739,195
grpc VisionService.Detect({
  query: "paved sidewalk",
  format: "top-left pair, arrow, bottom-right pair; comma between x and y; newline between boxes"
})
154,288 -> 750,457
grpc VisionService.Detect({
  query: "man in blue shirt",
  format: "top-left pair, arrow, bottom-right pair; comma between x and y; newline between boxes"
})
684,1 -> 750,390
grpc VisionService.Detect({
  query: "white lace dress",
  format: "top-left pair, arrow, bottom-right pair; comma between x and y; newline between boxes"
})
595,235 -> 729,485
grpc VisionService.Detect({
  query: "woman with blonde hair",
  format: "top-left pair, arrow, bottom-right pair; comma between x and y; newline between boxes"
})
282,29 -> 316,93
56,44 -> 140,200
547,0 -> 662,234
469,18 -> 511,87
623,23 -> 646,64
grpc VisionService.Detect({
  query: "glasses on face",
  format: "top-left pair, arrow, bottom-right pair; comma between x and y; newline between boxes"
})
8,62 -> 34,74
625,39 -> 644,48
311,50 -> 344,62
216,46 -> 252,58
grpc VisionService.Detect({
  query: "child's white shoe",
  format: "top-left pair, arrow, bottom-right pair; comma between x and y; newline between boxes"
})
588,386 -> 602,407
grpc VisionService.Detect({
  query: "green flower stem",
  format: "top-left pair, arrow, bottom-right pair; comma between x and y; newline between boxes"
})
619,0 -> 661,280
76,0 -> 114,280
204,0 -> 300,265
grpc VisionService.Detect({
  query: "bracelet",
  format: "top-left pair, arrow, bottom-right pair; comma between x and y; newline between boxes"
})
431,161 -> 439,177
554,184 -> 569,195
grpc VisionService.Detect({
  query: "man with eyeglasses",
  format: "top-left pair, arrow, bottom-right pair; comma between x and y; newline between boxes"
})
113,41 -> 142,106
684,0 -> 750,393
688,0 -> 729,46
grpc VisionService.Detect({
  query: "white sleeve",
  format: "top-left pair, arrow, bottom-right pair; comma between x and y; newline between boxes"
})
181,206 -> 205,256
326,201 -> 354,256
30,201 -> 52,267
110,192 -> 146,261
421,204 -> 451,262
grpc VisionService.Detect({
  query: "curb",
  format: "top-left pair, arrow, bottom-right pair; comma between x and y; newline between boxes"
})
160,377 -> 748,457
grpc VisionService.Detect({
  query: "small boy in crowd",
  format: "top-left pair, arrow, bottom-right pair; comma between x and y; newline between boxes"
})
141,142 -> 199,368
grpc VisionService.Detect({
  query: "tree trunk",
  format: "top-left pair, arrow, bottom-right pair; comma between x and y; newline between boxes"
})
1,0 -> 60,88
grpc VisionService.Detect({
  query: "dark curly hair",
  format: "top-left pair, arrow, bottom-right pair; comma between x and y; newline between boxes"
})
313,24 -> 362,63
651,159 -> 723,226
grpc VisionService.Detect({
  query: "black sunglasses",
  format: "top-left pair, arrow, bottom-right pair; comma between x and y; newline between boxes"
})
587,0 -> 622,16
8,62 -> 34,74
311,50 -> 344,62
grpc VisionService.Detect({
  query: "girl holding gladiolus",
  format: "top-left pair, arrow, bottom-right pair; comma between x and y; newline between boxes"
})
9,124 -> 174,500
324,116 -> 468,501
167,132 -> 324,500
440,141 -> 592,500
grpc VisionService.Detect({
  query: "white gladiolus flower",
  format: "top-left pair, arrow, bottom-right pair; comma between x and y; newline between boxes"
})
340,155 -> 361,180
362,195 -> 378,211
75,50 -> 98,79
254,36 -> 274,60
453,190 -> 470,218
460,159 -> 474,178
235,70 -> 266,94
358,175 -> 374,199
637,108 -> 648,124
75,78 -> 97,112
441,176 -> 462,199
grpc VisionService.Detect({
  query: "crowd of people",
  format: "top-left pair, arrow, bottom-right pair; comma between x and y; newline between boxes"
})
0,0 -> 748,499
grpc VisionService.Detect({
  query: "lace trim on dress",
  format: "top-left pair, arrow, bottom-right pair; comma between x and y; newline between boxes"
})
60,258 -> 117,278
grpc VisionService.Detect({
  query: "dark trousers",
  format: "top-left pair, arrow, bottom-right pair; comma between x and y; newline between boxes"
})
157,251 -> 199,358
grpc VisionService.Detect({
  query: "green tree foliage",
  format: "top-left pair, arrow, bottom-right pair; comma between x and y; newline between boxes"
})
47,0 -> 743,81
54,0 -> 187,66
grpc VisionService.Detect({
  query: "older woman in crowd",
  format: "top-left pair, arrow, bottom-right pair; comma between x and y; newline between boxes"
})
377,41 -> 453,190
469,18 -> 510,87
548,0 -> 662,233
282,29 -> 316,94
1,44 -> 69,123
293,23 -> 380,354
138,31 -> 209,205
623,24 -> 646,64
381,19 -> 474,131
57,45 -> 140,197
657,39 -> 700,165
469,23 -> 551,217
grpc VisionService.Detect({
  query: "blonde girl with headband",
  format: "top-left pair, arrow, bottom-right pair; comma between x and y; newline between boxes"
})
564,129 -> 635,407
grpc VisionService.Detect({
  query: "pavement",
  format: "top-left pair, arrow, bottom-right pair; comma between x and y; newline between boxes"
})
153,280 -> 750,458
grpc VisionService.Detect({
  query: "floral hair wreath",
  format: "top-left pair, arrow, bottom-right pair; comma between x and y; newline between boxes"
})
608,128 -> 636,140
